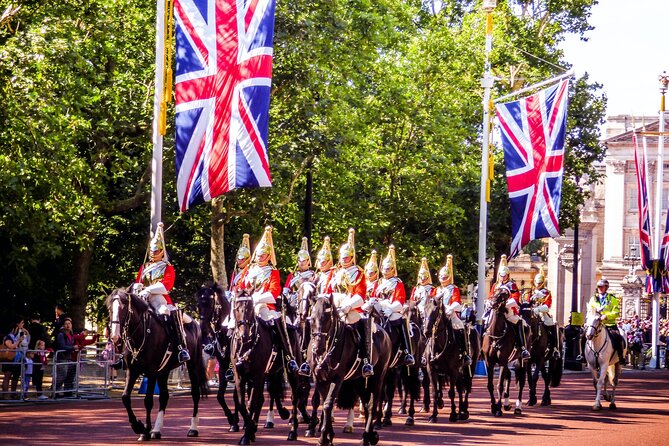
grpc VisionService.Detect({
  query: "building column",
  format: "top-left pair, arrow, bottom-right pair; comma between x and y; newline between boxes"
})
603,159 -> 626,262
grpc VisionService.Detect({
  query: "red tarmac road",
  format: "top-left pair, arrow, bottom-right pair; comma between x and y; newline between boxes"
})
1,368 -> 668,446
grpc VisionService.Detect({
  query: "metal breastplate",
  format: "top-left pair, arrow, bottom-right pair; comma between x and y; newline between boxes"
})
141,261 -> 168,286
414,284 -> 433,302
331,265 -> 359,294
436,284 -> 455,303
377,277 -> 400,300
247,264 -> 273,292
290,270 -> 314,291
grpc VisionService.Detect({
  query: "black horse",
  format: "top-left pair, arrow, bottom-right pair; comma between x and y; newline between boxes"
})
422,294 -> 477,423
482,287 -> 528,417
107,288 -> 207,441
231,291 -> 303,445
519,302 -> 563,406
306,293 -> 392,446
195,282 -> 240,432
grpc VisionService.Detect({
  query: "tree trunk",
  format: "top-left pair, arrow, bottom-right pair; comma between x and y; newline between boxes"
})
211,197 -> 228,289
71,245 -> 93,332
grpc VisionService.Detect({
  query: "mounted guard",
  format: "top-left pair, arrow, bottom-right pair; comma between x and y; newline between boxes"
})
134,222 -> 191,364
435,255 -> 472,366
283,237 -> 315,296
236,226 -> 299,374
525,266 -> 560,359
587,278 -> 626,365
365,250 -> 380,298
374,245 -> 415,366
410,257 -> 434,318
488,254 -> 530,360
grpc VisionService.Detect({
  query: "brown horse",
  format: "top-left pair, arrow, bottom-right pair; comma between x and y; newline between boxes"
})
481,286 -> 528,417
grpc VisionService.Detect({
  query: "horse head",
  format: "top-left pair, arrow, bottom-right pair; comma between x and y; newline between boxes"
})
423,294 -> 444,338
106,287 -> 148,343
297,281 -> 317,322
196,281 -> 228,342
232,290 -> 256,341
402,300 -> 422,329
584,311 -> 603,340
309,293 -> 337,358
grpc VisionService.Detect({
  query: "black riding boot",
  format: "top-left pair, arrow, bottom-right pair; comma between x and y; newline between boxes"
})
513,321 -> 530,359
608,328 -> 626,366
546,325 -> 560,359
399,321 -> 415,366
456,329 -> 472,366
357,319 -> 374,377
273,320 -> 299,374
167,310 -> 191,363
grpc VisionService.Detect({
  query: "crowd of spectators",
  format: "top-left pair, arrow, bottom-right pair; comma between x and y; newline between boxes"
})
618,315 -> 669,369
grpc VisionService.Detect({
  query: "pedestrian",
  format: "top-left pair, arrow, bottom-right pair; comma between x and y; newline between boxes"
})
2,317 -> 28,400
54,317 -> 78,398
52,304 -> 67,348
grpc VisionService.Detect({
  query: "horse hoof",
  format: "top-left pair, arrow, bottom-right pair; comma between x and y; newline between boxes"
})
458,412 -> 469,421
373,420 -> 383,430
449,413 -> 458,422
382,418 -> 392,427
609,403 -> 617,410
428,416 -> 438,423
405,417 -> 414,426
370,431 -> 380,445
494,410 -> 503,417
279,407 -> 290,420
514,408 -> 522,415
528,397 -> 537,406
150,432 -> 161,440
343,425 -> 354,434
437,399 -> 444,409
592,404 -> 602,411
187,430 -> 199,437
229,424 -> 240,433
239,437 -> 250,445
305,430 -> 314,438
503,404 -> 512,411
264,422 -> 274,429
420,405 -> 429,413
398,407 -> 407,415
287,431 -> 298,441
603,394 -> 611,402
541,399 -> 551,407
132,421 -> 146,435
137,434 -> 150,442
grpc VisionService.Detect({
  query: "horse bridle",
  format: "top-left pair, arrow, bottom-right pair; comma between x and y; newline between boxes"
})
110,291 -> 148,363
232,296 -> 260,364
311,294 -> 343,371
199,288 -> 224,349
424,297 -> 450,363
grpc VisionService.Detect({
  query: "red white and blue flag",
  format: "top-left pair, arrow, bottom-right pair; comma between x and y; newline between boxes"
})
496,80 -> 569,258
174,0 -> 276,211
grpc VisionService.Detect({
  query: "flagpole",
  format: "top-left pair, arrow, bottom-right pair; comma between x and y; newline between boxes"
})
651,72 -> 668,368
150,0 -> 167,235
476,0 -> 497,323
494,70 -> 574,104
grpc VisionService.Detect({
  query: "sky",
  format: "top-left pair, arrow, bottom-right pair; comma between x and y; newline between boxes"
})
560,0 -> 669,122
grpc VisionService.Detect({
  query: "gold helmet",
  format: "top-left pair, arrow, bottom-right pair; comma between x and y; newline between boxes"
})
534,265 -> 546,287
497,254 -> 509,282
297,236 -> 311,265
252,226 -> 276,266
365,250 -> 379,277
149,222 -> 168,261
236,233 -> 251,261
418,257 -> 432,285
339,228 -> 356,265
438,254 -> 454,285
317,236 -> 333,268
381,245 -> 397,277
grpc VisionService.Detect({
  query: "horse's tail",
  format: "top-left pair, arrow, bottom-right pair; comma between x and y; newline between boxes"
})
336,379 -> 357,410
549,356 -> 563,388
267,371 -> 286,402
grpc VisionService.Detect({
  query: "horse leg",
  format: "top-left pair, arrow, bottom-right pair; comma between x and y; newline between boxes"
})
121,369 -> 145,436
608,364 -> 620,410
514,363 -> 526,415
448,377 -> 458,422
305,385 -> 321,437
187,357 -> 202,437
382,371 -> 396,426
592,363 -> 607,411
421,366 -> 430,412
286,371 -> 300,441
343,408 -> 355,433
319,381 -> 339,446
265,395 -> 275,429
234,377 -> 254,445
140,375 -> 156,441
150,373 -> 170,440
487,361 -> 501,417
398,372 -> 407,415
458,376 -> 470,421
501,367 -> 512,411
427,367 -> 439,423
527,363 -> 538,406
406,371 -> 417,426
217,364 -> 239,432
540,362 -> 552,406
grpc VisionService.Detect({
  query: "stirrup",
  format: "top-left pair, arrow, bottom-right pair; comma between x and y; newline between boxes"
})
111,357 -> 125,370
520,348 -> 530,359
462,354 -> 472,366
361,359 -> 374,378
224,368 -> 235,382
286,358 -> 299,374
178,348 -> 191,363
203,343 -> 215,356
575,354 -> 584,362
298,362 -> 311,377
403,353 -> 415,366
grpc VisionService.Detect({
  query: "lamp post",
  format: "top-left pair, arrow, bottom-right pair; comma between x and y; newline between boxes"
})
476,0 -> 497,324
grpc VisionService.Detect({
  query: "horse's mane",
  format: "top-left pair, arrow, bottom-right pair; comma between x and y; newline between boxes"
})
105,288 -> 128,308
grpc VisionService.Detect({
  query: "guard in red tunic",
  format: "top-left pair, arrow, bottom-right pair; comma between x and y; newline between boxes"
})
239,226 -> 299,374
374,245 -> 414,366
283,237 -> 315,296
435,255 -> 471,365
135,222 -> 190,363
525,266 -> 560,359
410,257 -> 434,317
364,250 -> 380,299
488,255 -> 530,359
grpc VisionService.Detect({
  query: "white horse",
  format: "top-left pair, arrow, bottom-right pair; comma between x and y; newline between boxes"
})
583,311 -> 625,411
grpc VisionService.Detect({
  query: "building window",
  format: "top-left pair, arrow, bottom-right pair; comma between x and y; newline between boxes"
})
626,234 -> 640,259
662,187 -> 669,210
628,186 -> 638,211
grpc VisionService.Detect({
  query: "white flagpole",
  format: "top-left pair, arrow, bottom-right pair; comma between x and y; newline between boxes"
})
150,0 -> 167,235
651,73 -> 668,368
476,1 -> 497,323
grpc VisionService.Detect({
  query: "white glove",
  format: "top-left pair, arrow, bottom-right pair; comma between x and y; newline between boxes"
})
342,305 -> 351,314
532,307 -> 541,314
382,307 -> 392,317
445,308 -> 453,317
139,290 -> 150,300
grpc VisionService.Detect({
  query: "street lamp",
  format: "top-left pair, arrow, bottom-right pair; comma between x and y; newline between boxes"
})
623,244 -> 641,278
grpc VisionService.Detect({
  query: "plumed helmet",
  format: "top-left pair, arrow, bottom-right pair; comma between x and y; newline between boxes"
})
497,254 -> 509,280
236,233 -> 251,261
534,265 -> 546,287
417,257 -> 432,285
381,245 -> 397,276
317,236 -> 333,266
438,254 -> 454,285
597,278 -> 609,287
339,228 -> 356,264
149,222 -> 168,261
297,237 -> 311,265
365,250 -> 379,277
252,226 -> 276,266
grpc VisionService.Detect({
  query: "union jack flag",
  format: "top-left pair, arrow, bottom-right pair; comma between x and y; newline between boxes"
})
496,80 -> 569,258
174,0 -> 276,211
